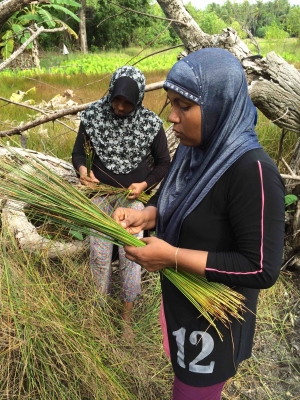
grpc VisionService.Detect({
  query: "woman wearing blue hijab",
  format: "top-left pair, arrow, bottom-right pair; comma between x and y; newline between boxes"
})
113,48 -> 285,399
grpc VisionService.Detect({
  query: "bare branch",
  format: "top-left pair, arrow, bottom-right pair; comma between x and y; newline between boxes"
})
123,21 -> 176,67
242,27 -> 260,53
0,104 -> 86,137
144,81 -> 164,91
97,10 -> 128,27
282,158 -> 296,177
281,174 -> 300,181
0,25 -> 68,72
132,44 -> 183,66
0,96 -> 77,132
0,81 -> 165,137
108,0 -> 189,26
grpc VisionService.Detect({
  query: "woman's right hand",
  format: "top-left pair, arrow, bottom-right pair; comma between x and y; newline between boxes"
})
112,206 -> 157,235
78,166 -> 99,187
112,207 -> 146,235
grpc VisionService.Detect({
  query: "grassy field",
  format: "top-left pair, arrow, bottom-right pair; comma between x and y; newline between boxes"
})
0,46 -> 300,399
245,37 -> 300,66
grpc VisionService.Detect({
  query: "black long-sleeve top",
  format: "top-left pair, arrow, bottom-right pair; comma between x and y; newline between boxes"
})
148,148 -> 285,387
72,122 -> 170,189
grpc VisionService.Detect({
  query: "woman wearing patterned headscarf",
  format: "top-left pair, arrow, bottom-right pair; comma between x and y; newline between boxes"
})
112,49 -> 285,398
72,66 -> 170,338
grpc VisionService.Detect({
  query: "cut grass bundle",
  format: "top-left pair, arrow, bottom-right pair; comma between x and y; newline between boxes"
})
77,182 -> 153,204
0,146 -> 246,338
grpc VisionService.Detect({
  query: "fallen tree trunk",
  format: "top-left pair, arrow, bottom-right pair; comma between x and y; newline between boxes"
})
0,147 -> 88,259
0,81 -> 165,138
0,124 -> 180,259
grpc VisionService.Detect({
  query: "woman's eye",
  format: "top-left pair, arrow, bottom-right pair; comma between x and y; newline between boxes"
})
180,105 -> 190,111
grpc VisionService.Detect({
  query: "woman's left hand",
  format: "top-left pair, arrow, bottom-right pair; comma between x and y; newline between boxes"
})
128,181 -> 148,200
124,236 -> 176,272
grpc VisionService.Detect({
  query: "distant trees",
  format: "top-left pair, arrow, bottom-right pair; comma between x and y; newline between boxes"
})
206,0 -> 298,39
286,6 -> 300,37
84,0 -> 151,50
1,0 -> 299,55
265,22 -> 289,40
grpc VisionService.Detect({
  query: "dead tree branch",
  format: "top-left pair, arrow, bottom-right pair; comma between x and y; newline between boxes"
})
156,0 -> 300,134
0,0 -> 50,27
108,0 -> 189,26
0,25 -> 68,72
0,81 -> 165,137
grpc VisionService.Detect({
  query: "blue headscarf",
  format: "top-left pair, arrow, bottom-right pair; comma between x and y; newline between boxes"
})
157,48 -> 261,246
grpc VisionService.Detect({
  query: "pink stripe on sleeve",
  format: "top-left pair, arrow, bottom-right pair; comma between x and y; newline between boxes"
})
206,160 -> 264,276
258,161 -> 264,271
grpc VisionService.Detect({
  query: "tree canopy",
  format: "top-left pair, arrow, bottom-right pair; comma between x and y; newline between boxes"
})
1,0 -> 298,54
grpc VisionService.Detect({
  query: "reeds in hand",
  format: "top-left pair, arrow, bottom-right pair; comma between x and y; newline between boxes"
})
0,147 -> 246,339
77,182 -> 153,204
83,137 -> 95,178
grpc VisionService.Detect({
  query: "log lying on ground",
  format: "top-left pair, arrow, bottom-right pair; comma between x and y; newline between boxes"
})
0,123 -> 179,258
0,147 -> 88,258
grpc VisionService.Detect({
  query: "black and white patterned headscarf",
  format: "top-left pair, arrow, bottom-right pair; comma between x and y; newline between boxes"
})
80,66 -> 163,174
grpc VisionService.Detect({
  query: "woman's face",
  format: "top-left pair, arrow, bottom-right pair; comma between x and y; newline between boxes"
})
111,95 -> 134,117
167,89 -> 202,147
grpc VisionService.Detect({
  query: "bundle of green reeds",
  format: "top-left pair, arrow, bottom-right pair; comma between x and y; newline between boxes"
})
0,147 -> 246,338
77,182 -> 153,204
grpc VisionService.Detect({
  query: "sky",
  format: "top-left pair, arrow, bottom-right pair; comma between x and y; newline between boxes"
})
183,0 -> 300,9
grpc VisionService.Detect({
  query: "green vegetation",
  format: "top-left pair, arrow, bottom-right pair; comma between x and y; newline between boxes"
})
0,45 -> 300,398
245,37 -> 300,64
0,0 -> 80,60
1,0 -> 300,57
0,47 -> 182,76
0,43 -> 299,161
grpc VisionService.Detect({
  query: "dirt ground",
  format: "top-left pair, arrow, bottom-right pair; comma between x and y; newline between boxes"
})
224,268 -> 300,400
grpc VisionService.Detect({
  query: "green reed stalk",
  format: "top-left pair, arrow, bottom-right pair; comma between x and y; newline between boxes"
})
77,182 -> 153,204
83,137 -> 95,178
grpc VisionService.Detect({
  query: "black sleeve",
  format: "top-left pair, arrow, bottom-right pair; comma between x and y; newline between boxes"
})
205,158 -> 285,289
144,126 -> 170,189
71,122 -> 88,174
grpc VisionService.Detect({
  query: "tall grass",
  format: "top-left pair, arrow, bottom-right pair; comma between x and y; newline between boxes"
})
0,229 -> 173,399
1,227 -> 298,399
256,111 -> 299,166
244,37 -> 300,62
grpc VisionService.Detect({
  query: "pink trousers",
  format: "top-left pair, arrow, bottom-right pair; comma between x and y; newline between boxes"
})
172,376 -> 225,400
